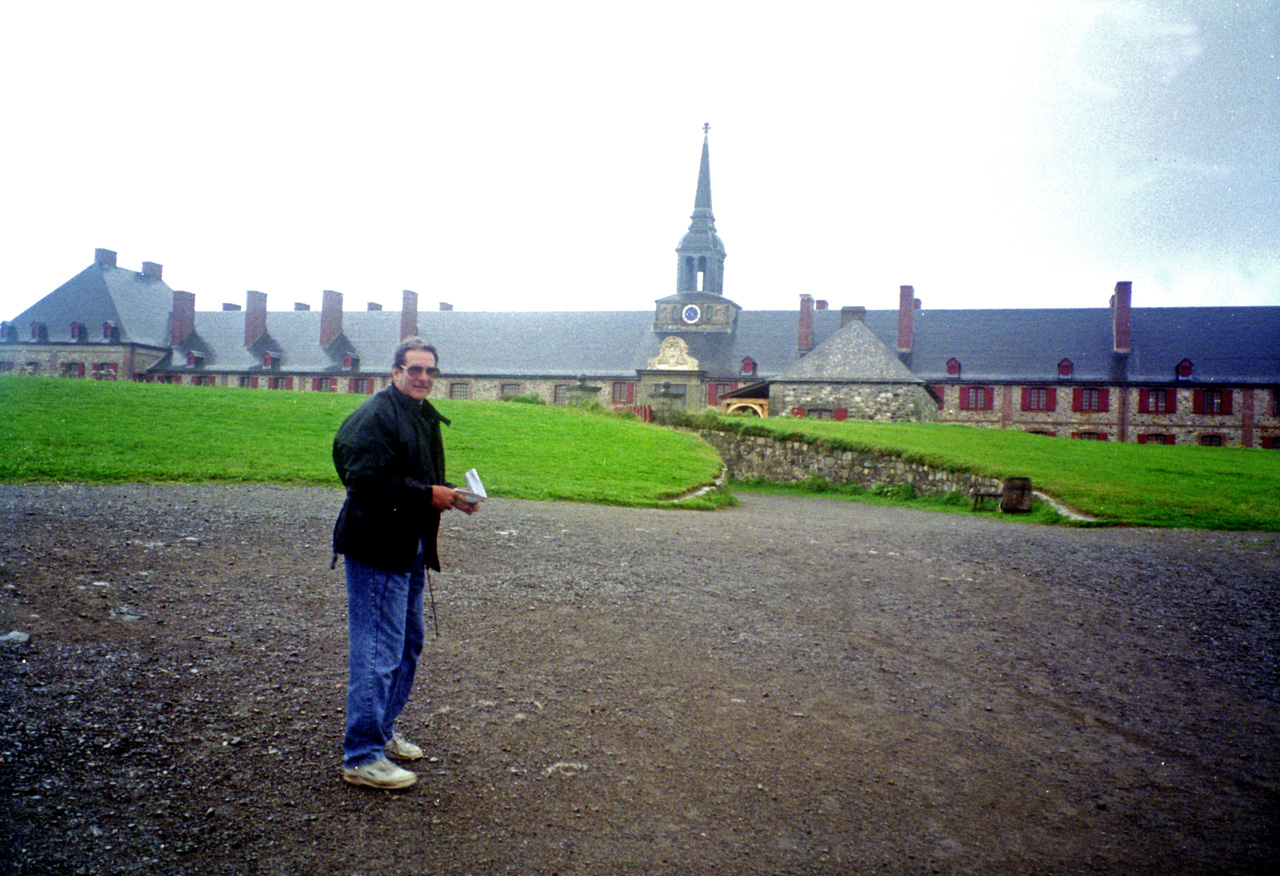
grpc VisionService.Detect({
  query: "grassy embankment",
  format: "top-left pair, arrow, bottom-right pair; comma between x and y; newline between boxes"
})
692,412 -> 1280,530
0,378 -> 727,509
3,378 -> 1279,528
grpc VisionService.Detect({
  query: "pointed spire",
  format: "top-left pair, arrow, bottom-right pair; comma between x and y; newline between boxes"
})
690,123 -> 715,229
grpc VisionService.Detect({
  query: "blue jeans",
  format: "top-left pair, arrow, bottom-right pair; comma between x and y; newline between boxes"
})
343,547 -> 426,767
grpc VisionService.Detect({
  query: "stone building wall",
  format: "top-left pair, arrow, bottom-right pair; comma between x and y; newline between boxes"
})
699,429 -> 1001,497
770,382 -> 940,423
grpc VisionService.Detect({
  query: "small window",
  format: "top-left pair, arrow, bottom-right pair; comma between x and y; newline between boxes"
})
612,381 -> 633,404
553,384 -> 570,404
740,356 -> 756,376
1176,358 -> 1194,379
1200,434 -> 1223,447
1194,389 -> 1232,415
1073,431 -> 1106,441
349,377 -> 370,394
1073,387 -> 1110,413
239,376 -> 259,389
0,361 -> 14,373
1026,429 -> 1055,437
1022,387 -> 1055,412
449,382 -> 470,400
269,376 -> 291,390
1262,436 -> 1280,449
501,383 -> 523,398
959,385 -> 994,411
1140,388 -> 1175,414
946,357 -> 961,377
707,382 -> 735,406
1139,433 -> 1175,445
60,362 -> 86,378
1058,358 -> 1073,378
194,375 -> 216,387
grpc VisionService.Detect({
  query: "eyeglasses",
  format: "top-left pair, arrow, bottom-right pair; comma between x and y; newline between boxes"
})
399,365 -> 440,377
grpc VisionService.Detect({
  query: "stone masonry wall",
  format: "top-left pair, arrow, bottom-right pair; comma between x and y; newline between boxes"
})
699,429 -> 1001,497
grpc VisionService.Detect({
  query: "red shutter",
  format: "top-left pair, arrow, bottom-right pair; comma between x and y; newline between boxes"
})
984,387 -> 995,411
1098,388 -> 1110,412
791,407 -> 805,417
626,382 -> 635,404
833,408 -> 848,421
1166,389 -> 1177,413
287,377 -> 294,390
959,388 -> 970,411
1072,388 -> 1083,412
1138,390 -> 1151,414
1046,388 -> 1057,411
1222,390 -> 1233,415
932,385 -> 945,407
1020,387 -> 1031,411
1192,389 -> 1204,414
312,378 -> 320,391
348,378 -> 356,393
1137,434 -> 1148,444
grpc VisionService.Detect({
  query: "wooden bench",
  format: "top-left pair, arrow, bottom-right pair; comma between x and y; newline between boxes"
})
970,489 -> 1003,510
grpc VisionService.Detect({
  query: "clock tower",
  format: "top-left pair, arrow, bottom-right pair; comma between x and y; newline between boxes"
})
654,125 -> 740,334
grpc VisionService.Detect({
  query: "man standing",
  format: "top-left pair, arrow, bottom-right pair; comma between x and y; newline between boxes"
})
332,337 -> 476,789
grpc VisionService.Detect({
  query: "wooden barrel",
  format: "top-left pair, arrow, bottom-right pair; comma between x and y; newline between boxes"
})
1000,477 -> 1033,513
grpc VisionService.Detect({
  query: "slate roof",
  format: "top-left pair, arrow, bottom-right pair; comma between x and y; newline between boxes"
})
6,260 -> 174,347
775,318 -> 923,383
858,307 -> 1280,386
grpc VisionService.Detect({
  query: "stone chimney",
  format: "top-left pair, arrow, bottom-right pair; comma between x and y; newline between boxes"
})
1111,281 -> 1132,354
841,306 -> 866,326
401,290 -> 419,339
321,290 -> 343,347
439,302 -> 454,311
897,285 -> 918,353
95,248 -> 117,268
170,291 -> 196,346
141,261 -> 163,280
798,294 -> 815,353
367,302 -> 383,311
294,302 -> 310,311
245,291 -> 267,346
223,303 -> 241,311
815,300 -> 828,311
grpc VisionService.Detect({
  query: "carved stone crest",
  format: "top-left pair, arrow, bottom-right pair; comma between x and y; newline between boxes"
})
648,336 -> 699,371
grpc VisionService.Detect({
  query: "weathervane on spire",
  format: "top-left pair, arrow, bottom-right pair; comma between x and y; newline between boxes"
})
703,122 -> 710,135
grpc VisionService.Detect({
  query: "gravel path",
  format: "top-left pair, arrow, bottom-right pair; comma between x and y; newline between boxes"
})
1,484 -> 1277,875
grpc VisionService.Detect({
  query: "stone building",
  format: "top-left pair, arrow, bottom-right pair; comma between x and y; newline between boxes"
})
3,130 -> 1278,447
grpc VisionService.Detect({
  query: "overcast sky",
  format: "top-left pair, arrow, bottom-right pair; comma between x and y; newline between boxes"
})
2,0 -> 1276,321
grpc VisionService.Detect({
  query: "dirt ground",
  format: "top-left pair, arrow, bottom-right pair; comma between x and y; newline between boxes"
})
1,483 -> 1277,875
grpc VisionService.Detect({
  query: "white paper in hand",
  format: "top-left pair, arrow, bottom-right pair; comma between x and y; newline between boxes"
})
460,468 -> 487,504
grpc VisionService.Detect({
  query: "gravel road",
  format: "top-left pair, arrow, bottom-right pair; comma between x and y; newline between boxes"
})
1,484 -> 1277,875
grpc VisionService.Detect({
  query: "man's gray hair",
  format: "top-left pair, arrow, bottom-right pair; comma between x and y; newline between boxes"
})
393,336 -> 439,369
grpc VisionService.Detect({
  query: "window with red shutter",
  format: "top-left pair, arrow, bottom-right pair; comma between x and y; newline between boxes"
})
833,408 -> 848,421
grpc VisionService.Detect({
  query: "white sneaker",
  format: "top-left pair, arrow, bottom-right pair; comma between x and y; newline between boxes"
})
384,732 -> 424,761
342,756 -> 417,789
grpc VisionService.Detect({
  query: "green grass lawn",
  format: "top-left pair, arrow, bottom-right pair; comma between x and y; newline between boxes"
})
3,377 -> 1279,528
690,413 -> 1280,530
0,378 -> 726,509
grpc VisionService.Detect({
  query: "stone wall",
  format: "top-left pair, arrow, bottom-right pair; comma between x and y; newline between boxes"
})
699,429 -> 1001,496
770,382 -> 940,423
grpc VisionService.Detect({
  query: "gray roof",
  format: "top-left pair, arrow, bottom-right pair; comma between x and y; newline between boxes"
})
776,318 -> 923,383
860,307 -> 1280,385
6,260 -> 174,347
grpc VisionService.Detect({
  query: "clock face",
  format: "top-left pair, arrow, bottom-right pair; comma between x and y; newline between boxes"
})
681,304 -> 701,325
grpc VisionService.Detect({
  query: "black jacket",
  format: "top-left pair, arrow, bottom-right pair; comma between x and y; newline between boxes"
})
332,385 -> 451,573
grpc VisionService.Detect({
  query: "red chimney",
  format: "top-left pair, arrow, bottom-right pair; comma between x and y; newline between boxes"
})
170,291 -> 195,346
401,290 -> 419,340
897,285 -> 916,353
245,291 -> 267,346
321,289 -> 343,347
1112,281 -> 1132,354
798,294 -> 815,353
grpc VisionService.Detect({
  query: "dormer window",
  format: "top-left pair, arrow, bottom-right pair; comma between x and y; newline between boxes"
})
1058,358 -> 1073,378
946,357 -> 961,377
186,351 -> 199,367
30,321 -> 47,341
69,322 -> 83,341
1176,358 -> 1194,379
263,352 -> 274,368
342,352 -> 359,370
740,356 -> 756,376
102,321 -> 118,341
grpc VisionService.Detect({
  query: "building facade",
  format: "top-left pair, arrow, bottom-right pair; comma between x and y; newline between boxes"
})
4,132 -> 1278,448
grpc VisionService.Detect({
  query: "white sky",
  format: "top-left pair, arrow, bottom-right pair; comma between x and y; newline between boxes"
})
1,0 -> 1277,319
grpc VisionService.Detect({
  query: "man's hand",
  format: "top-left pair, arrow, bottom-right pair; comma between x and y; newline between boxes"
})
430,485 -> 479,515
